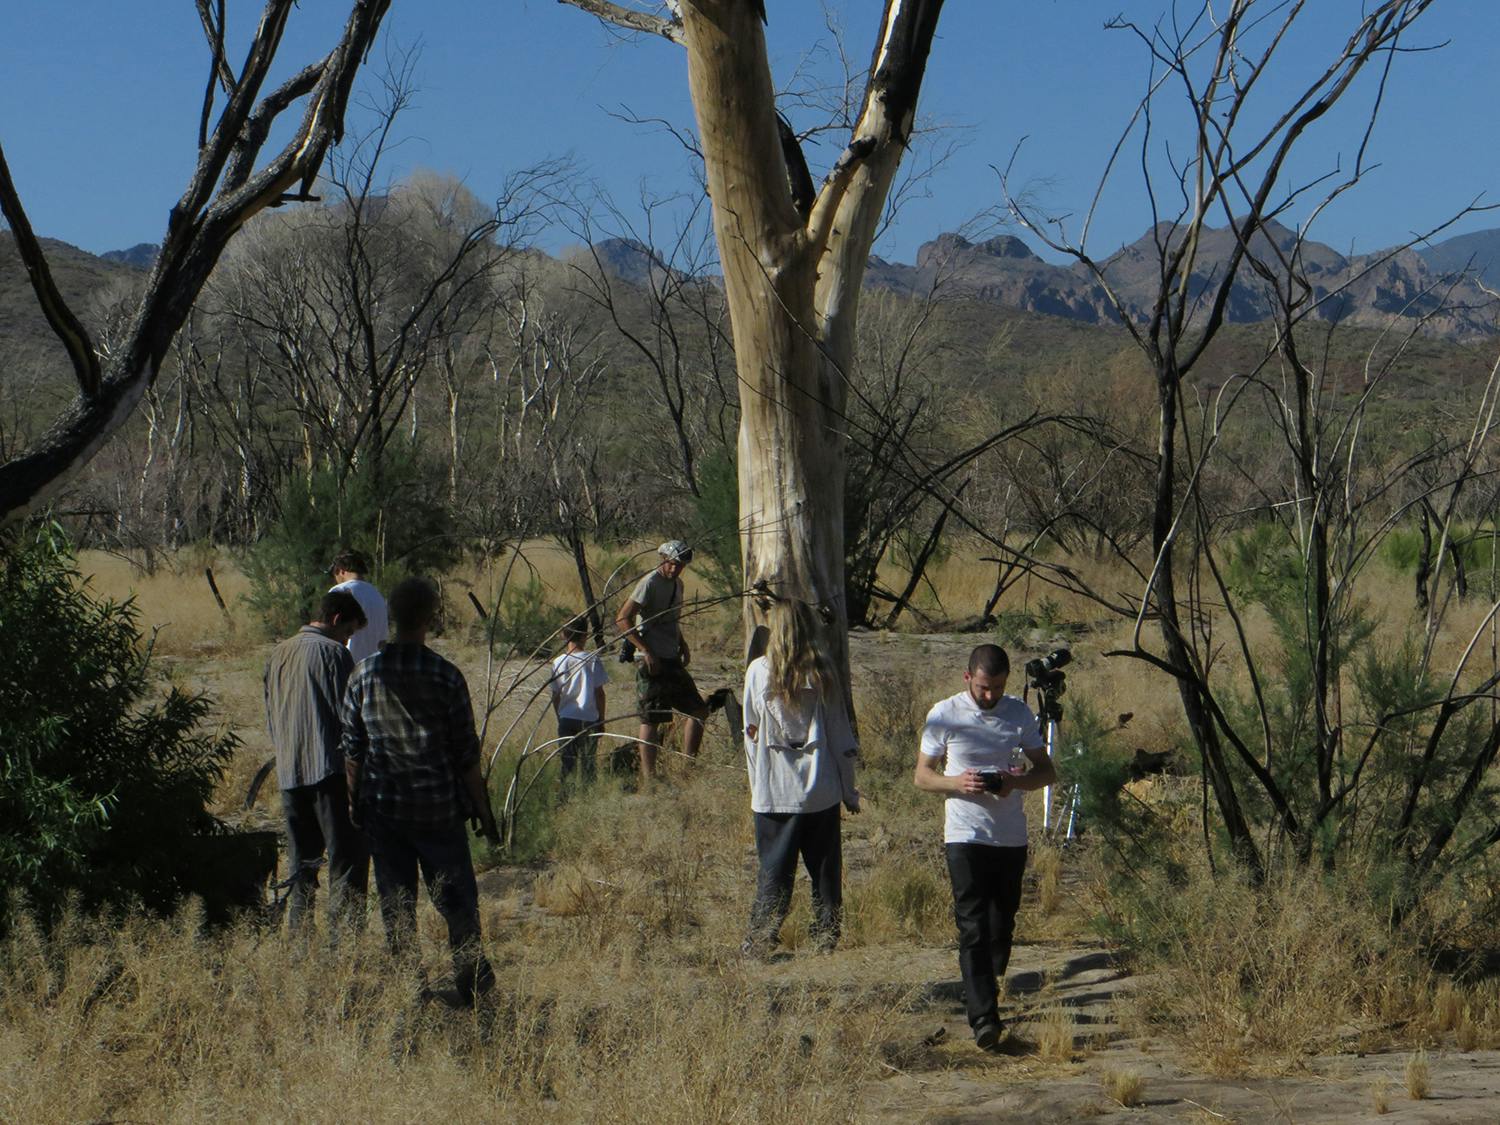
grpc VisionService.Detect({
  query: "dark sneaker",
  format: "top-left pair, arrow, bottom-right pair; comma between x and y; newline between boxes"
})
974,1020 -> 1003,1051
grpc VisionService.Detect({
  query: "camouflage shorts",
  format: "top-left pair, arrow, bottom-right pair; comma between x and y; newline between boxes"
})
636,659 -> 706,726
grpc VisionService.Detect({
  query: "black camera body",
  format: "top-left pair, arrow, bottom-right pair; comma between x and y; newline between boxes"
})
617,640 -> 636,663
978,768 -> 1007,793
1025,648 -> 1072,722
1025,647 -> 1072,688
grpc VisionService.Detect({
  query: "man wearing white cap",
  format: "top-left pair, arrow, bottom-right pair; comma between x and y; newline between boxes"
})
615,539 -> 709,778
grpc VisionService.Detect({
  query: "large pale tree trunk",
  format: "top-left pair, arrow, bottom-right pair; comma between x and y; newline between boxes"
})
668,0 -> 944,675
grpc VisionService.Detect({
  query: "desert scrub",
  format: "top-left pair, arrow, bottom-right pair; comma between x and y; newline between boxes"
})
842,853 -> 952,946
1121,855 -> 1434,1074
0,902 -> 889,1124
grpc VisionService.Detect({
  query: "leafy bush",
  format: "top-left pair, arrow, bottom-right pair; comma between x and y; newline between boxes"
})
243,446 -> 460,635
489,575 -> 572,658
1381,524 -> 1497,577
0,528 -> 236,930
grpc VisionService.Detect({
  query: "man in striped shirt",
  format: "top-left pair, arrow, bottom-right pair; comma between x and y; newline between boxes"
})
264,589 -> 369,934
341,577 -> 496,1004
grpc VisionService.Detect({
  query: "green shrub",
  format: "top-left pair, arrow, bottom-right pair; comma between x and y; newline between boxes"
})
243,447 -> 459,635
490,575 -> 572,658
0,527 -> 236,930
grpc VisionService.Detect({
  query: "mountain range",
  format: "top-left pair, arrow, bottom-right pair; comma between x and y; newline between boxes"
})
866,222 -> 1500,340
8,222 -> 1500,349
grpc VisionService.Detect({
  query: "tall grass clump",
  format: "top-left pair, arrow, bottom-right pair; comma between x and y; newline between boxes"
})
1121,855 -> 1434,1074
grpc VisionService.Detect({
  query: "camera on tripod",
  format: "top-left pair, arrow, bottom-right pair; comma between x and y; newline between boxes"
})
1025,648 -> 1071,687
1024,648 -> 1071,722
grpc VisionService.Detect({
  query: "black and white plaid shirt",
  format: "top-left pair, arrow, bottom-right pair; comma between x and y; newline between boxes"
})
340,642 -> 480,827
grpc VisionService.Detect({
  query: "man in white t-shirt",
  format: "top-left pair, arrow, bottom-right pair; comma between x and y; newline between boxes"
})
549,618 -> 608,787
914,643 -> 1056,1052
329,550 -> 388,665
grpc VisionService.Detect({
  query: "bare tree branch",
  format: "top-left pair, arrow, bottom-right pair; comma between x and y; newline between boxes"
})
556,0 -> 685,45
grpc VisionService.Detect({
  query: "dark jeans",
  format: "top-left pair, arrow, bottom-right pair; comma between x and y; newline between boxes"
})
364,810 -> 494,1001
747,804 -> 842,951
281,774 -> 368,933
556,717 -> 599,784
945,843 -> 1028,1031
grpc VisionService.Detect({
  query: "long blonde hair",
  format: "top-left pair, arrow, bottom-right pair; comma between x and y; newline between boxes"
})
764,599 -> 837,704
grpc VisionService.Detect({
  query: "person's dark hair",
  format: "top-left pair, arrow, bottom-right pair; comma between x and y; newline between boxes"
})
388,576 -> 440,633
330,549 -> 369,577
561,616 -> 588,646
968,644 -> 1009,676
318,590 -> 367,628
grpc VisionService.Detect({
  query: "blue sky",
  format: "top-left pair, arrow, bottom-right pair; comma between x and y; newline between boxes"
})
2,1 -> 1496,264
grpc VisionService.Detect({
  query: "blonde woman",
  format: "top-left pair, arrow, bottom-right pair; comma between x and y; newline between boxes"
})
741,599 -> 860,956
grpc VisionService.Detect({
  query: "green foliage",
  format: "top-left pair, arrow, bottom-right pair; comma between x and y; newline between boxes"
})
489,575 -> 572,658
688,445 -> 743,599
992,607 -> 1037,649
0,528 -> 236,930
1381,525 -> 1497,577
243,447 -> 459,635
1218,524 -> 1376,825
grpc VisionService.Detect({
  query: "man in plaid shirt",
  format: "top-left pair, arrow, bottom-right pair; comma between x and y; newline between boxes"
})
341,576 -> 497,1003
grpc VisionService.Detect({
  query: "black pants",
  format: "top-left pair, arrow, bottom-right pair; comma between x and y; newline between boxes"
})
364,810 -> 494,1002
748,804 -> 842,950
281,774 -> 368,933
945,843 -> 1028,1030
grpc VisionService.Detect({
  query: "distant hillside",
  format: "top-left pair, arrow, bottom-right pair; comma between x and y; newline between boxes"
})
0,237 -> 138,390
1418,229 -> 1500,291
866,222 -> 1500,341
101,243 -> 159,270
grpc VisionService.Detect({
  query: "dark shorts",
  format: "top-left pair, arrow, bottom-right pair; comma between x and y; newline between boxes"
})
636,658 -> 705,725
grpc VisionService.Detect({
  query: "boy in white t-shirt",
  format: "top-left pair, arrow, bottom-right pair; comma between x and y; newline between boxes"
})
549,618 -> 608,786
914,644 -> 1056,1052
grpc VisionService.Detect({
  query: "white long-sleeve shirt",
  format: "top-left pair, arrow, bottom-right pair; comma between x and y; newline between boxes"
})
741,656 -> 859,815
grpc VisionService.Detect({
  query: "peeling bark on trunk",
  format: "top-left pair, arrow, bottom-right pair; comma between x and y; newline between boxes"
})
672,0 -> 944,680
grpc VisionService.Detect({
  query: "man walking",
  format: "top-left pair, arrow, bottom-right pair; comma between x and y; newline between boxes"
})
615,540 -> 709,778
341,577 -> 497,1004
264,589 -> 370,934
914,644 -> 1056,1051
329,549 -> 387,664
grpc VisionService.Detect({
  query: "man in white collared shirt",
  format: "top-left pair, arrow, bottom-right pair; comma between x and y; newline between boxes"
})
914,644 -> 1056,1052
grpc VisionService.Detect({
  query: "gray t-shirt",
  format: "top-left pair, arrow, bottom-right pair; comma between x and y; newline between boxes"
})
629,569 -> 683,661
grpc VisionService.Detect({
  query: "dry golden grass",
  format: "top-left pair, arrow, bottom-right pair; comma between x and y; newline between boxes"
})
1125,854 -> 1440,1076
1099,1067 -> 1146,1107
1032,844 -> 1063,917
0,904 -> 889,1124
1370,1074 -> 1392,1114
78,547 -> 251,657
1405,1047 -> 1430,1100
1035,1004 -> 1078,1063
